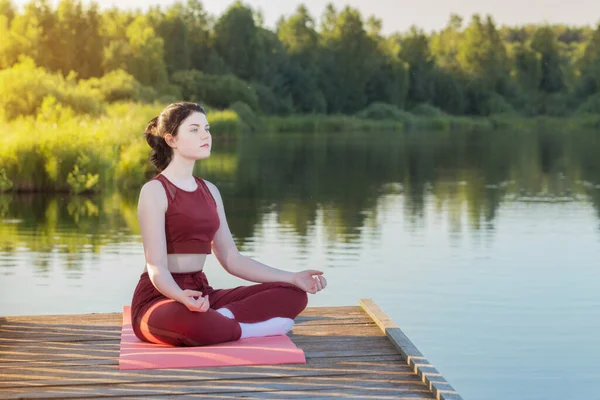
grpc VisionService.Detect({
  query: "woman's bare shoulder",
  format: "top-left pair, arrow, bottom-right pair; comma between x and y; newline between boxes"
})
139,180 -> 168,208
201,179 -> 222,200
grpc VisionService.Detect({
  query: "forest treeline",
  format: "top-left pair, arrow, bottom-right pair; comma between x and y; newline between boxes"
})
2,0 -> 600,120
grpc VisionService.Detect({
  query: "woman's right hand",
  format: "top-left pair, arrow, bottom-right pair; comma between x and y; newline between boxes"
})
179,289 -> 210,312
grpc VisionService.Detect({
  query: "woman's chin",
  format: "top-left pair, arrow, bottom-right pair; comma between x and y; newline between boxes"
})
196,151 -> 211,160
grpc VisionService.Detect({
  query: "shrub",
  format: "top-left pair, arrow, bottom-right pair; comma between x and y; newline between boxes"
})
78,69 -> 157,103
355,102 -> 415,124
411,103 -> 447,117
0,57 -> 104,121
483,93 -> 517,116
229,101 -> 264,133
577,93 -> 600,114
251,82 -> 293,115
171,70 -> 260,111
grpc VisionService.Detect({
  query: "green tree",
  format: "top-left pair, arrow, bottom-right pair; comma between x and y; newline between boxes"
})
429,14 -> 467,113
457,15 -> 509,92
0,10 -> 43,69
397,26 -> 436,105
150,3 -> 191,76
213,1 -> 262,81
365,16 -> 409,107
99,8 -> 133,74
276,5 -> 324,113
77,3 -> 103,78
0,0 -> 15,22
277,4 -> 318,63
125,15 -> 167,86
431,14 -> 463,73
578,23 -> 600,95
318,5 -> 378,113
530,26 -> 566,92
181,0 -> 211,72
509,43 -> 542,92
54,0 -> 82,76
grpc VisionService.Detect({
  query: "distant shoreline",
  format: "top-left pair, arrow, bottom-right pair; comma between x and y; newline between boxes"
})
1,101 -> 599,194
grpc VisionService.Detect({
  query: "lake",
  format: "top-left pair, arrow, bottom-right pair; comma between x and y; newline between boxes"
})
1,129 -> 599,400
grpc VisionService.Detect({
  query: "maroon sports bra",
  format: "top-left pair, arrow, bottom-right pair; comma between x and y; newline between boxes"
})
151,174 -> 220,254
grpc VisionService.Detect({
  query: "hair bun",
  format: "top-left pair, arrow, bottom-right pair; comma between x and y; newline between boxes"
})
144,116 -> 158,136
144,117 -> 160,149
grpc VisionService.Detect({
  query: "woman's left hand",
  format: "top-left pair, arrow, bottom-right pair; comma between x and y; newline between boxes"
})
291,270 -> 327,294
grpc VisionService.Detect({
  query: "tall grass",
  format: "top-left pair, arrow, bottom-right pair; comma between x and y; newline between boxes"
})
0,102 -> 241,192
263,114 -> 405,133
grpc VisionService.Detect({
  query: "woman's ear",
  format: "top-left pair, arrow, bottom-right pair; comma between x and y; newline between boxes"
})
164,133 -> 177,148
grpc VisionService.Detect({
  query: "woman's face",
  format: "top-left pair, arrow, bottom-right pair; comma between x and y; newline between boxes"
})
168,111 -> 211,161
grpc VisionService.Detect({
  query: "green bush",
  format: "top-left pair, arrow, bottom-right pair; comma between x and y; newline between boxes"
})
229,101 -> 264,133
411,103 -> 447,117
114,140 -> 153,190
171,69 -> 260,111
0,57 -> 105,121
264,115 -> 318,133
355,102 -> 415,124
251,82 -> 293,115
263,114 -> 404,133
78,69 -> 157,103
207,109 -> 242,136
521,92 -> 574,117
542,93 -> 573,117
155,83 -> 183,104
577,93 -> 600,114
483,93 -> 517,116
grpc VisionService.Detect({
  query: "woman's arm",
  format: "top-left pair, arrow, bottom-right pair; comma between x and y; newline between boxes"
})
207,181 -> 327,293
138,181 -> 207,311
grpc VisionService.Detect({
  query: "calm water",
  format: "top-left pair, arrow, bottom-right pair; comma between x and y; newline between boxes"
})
1,130 -> 600,400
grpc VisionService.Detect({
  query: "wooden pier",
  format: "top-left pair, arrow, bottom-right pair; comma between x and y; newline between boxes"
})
0,299 -> 462,399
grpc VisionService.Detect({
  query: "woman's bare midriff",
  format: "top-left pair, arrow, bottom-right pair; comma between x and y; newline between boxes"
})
143,253 -> 208,274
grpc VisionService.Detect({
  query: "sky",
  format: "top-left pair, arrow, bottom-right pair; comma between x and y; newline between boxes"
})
12,0 -> 600,34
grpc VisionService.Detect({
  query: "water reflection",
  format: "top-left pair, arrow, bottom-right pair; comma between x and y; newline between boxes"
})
1,129 -> 600,265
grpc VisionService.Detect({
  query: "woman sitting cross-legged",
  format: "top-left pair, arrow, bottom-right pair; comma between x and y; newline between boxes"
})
130,102 -> 327,346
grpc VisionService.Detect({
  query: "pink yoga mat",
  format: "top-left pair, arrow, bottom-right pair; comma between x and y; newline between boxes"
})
118,306 -> 306,370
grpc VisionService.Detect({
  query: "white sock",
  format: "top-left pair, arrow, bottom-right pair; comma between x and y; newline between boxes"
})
216,308 -> 235,319
239,317 -> 294,339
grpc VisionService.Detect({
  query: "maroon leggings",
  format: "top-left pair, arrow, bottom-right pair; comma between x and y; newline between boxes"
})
130,270 -> 308,346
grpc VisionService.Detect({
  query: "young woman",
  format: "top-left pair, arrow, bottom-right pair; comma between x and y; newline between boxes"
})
130,102 -> 327,346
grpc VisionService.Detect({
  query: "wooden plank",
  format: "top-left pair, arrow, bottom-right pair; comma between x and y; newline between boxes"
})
0,343 -> 399,363
0,333 -> 389,355
0,324 -> 378,345
0,339 -> 395,367
0,349 -> 402,365
182,390 -> 434,399
359,299 -> 463,400
0,324 -> 387,357
0,315 -> 373,335
0,333 -> 387,354
0,373 -> 436,399
0,316 -> 374,343
0,354 -> 406,370
292,323 -> 379,337
0,307 -> 364,325
0,355 -> 412,380
0,314 -> 122,325
0,361 -> 417,387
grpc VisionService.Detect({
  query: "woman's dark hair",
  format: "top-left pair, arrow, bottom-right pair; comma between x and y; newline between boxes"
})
144,102 -> 206,172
